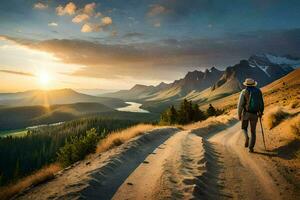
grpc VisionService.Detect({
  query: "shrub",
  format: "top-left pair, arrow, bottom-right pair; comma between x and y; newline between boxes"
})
160,99 -> 208,125
266,107 -> 290,129
290,100 -> 300,109
206,104 -> 223,117
96,124 -> 157,153
289,115 -> 300,137
57,128 -> 100,167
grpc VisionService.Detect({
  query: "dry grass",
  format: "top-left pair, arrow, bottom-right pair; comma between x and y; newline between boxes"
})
184,113 -> 236,131
288,114 -> 300,137
266,107 -> 291,129
96,124 -> 158,153
290,100 -> 300,109
0,163 -> 61,200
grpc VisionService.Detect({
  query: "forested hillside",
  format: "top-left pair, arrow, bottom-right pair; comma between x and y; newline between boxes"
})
0,117 -> 138,186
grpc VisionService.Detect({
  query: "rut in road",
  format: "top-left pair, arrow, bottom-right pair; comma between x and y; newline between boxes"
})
113,130 -> 231,200
114,122 -> 295,200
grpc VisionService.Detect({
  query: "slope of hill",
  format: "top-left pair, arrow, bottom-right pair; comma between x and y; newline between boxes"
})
0,89 -> 126,109
200,68 -> 300,110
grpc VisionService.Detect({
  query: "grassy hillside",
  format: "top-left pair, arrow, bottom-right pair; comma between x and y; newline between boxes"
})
198,68 -> 300,110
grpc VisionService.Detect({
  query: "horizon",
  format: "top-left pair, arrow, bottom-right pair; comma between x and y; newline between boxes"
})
1,0 -> 300,92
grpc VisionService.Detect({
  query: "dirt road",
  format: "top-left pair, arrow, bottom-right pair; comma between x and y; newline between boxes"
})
15,123 -> 297,200
112,123 -> 296,200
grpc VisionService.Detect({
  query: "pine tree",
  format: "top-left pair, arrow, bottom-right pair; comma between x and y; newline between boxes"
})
207,104 -> 217,116
192,104 -> 206,121
169,105 -> 178,124
13,160 -> 20,180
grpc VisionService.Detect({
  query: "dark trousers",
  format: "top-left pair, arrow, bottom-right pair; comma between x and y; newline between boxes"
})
242,117 -> 258,149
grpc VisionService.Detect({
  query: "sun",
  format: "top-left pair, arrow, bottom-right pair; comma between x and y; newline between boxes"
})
38,71 -> 52,87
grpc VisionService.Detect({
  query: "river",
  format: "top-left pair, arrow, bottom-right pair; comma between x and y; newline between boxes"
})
117,102 -> 150,113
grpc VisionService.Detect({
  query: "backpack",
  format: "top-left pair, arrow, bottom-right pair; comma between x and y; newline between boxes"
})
244,87 -> 263,114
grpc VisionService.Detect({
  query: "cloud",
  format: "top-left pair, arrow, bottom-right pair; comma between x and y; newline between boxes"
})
56,2 -> 76,16
0,69 -> 35,77
147,4 -> 169,17
101,16 -> 112,26
81,23 -> 101,33
72,14 -> 90,23
145,0 -> 225,23
83,2 -> 97,16
2,28 -> 300,80
123,32 -> 144,38
153,21 -> 161,27
48,22 -> 58,27
80,16 -> 112,32
33,2 -> 48,10
95,12 -> 102,18
111,30 -> 118,37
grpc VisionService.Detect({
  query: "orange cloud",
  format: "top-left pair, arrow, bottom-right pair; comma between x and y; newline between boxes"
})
72,14 -> 90,23
83,2 -> 97,16
81,23 -> 101,33
101,16 -> 112,26
0,69 -> 35,77
56,2 -> 76,16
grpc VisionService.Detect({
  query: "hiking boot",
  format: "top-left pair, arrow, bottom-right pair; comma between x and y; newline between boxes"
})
245,138 -> 249,148
249,148 -> 254,153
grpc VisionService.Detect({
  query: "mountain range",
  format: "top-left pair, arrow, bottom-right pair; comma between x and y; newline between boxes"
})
1,53 -> 299,114
102,53 -> 299,111
0,88 -> 126,109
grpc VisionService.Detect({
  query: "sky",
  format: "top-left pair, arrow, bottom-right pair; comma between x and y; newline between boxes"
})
0,0 -> 300,92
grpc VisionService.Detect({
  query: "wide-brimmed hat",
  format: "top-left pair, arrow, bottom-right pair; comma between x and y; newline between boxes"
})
243,78 -> 257,86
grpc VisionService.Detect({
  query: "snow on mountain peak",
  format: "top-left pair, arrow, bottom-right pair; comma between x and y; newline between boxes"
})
264,53 -> 300,65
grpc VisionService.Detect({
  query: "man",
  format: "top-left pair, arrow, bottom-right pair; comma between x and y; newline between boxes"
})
237,78 -> 264,153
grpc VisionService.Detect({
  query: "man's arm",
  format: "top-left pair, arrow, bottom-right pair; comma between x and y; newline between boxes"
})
237,90 -> 245,120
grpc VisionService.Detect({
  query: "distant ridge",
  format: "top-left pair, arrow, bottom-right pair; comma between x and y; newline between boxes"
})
0,88 -> 126,109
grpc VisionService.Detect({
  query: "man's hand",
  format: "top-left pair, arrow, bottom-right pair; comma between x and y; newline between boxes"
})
258,112 -> 263,118
238,115 -> 242,121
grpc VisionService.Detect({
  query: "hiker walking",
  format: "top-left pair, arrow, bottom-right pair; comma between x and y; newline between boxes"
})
237,78 -> 264,153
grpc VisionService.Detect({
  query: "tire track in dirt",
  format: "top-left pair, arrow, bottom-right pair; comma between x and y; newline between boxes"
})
113,130 -> 231,200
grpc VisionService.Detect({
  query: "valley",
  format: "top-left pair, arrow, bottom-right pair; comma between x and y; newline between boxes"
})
117,102 -> 150,113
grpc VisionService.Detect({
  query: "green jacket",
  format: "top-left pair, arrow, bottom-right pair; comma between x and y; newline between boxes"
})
237,87 -> 264,119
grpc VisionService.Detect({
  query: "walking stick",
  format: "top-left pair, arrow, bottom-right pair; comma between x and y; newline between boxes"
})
259,117 -> 267,151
